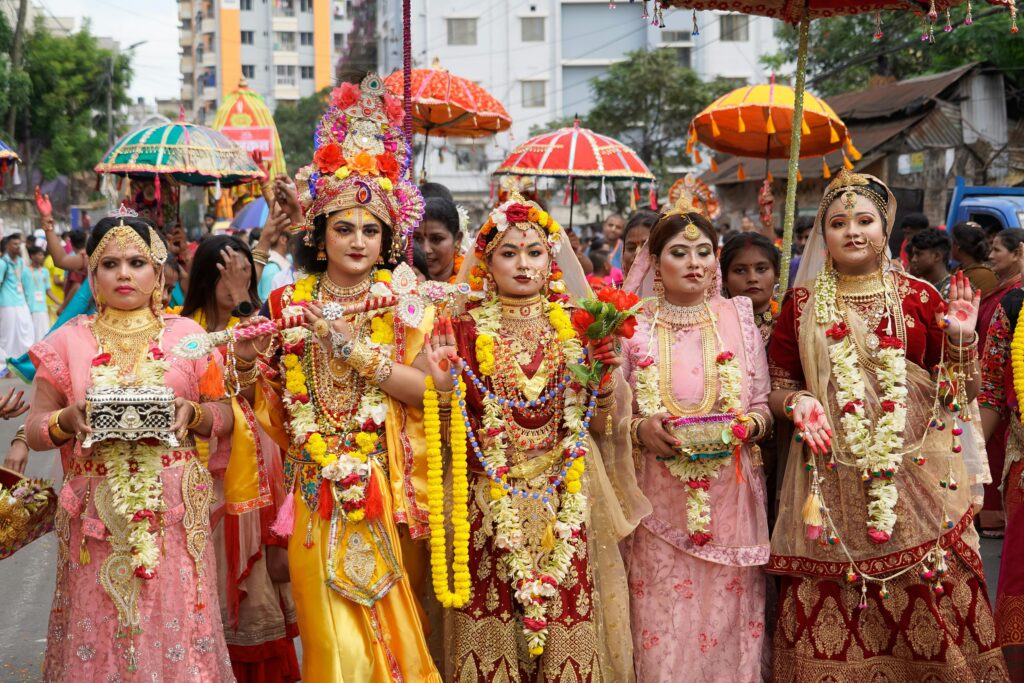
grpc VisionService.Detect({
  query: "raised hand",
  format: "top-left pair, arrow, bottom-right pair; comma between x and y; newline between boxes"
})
273,175 -> 303,226
426,316 -> 459,392
941,271 -> 980,342
34,185 -> 52,217
792,395 -> 832,455
0,388 -> 28,420
217,246 -> 253,309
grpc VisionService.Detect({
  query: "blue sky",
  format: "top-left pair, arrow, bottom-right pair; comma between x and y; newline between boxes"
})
41,0 -> 180,102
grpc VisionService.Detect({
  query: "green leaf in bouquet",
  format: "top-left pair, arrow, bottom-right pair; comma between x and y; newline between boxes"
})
569,363 -> 593,385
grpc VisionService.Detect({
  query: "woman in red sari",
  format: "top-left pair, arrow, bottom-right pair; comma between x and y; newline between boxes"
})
767,170 -> 1007,681
979,229 -> 1024,537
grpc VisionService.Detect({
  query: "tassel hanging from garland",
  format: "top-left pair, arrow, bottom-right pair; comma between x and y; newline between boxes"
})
270,491 -> 296,538
802,488 -> 824,540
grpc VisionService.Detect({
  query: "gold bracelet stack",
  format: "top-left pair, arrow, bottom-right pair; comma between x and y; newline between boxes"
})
783,390 -> 815,420
347,341 -> 394,386
186,401 -> 205,431
11,425 -> 27,447
630,417 -> 646,448
251,249 -> 269,266
48,409 -> 74,443
945,335 -> 979,375
746,411 -> 772,442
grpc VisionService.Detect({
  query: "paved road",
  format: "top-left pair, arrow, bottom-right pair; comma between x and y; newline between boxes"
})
0,374 -> 1007,680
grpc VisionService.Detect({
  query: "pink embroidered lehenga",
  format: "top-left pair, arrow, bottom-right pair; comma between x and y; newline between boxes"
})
25,314 -> 235,680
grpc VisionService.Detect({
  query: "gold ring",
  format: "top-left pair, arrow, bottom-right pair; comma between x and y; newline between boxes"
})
314,319 -> 331,338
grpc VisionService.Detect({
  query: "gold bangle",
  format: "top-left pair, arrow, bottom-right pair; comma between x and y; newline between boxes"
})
49,409 -> 74,443
186,401 -> 204,431
630,417 -> 646,448
783,390 -> 814,420
11,425 -> 27,447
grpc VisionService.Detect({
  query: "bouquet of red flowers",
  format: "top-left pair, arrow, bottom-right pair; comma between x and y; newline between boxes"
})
570,288 -> 643,386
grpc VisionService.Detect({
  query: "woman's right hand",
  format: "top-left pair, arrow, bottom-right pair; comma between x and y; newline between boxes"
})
0,388 -> 28,420
426,316 -> 459,392
791,396 -> 832,454
3,438 -> 28,474
637,412 -> 679,459
58,402 -> 90,442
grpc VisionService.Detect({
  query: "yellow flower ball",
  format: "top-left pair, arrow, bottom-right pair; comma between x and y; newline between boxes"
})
529,646 -> 544,657
283,355 -> 299,369
375,270 -> 392,284
334,167 -> 351,180
490,485 -> 506,500
548,222 -> 560,234
348,509 -> 365,522
380,178 -> 394,192
566,480 -> 582,494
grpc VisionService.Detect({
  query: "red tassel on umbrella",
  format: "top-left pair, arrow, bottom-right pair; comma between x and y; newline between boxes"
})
318,479 -> 334,520
648,184 -> 658,210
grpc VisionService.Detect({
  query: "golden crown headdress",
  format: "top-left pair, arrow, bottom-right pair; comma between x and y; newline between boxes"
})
88,204 -> 168,271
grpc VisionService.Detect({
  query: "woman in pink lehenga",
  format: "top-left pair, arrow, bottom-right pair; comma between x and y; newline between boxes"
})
622,202 -> 773,683
24,213 -> 236,680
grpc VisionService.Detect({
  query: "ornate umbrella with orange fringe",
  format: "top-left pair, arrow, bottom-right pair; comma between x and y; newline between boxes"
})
213,78 -> 287,179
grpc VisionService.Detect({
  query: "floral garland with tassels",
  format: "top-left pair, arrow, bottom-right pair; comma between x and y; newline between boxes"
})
423,376 -> 471,608
1012,313 -> 1024,426
633,304 -> 744,545
814,267 -> 908,543
280,271 -> 392,522
468,293 -> 588,656
88,336 -> 170,579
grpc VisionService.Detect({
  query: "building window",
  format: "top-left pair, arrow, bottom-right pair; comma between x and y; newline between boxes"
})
333,32 -> 345,51
275,0 -> 295,17
300,65 -> 314,79
447,18 -> 477,46
275,31 -> 296,51
720,14 -> 749,41
664,46 -> 691,68
299,31 -> 314,46
276,64 -> 296,86
240,30 -> 254,45
242,64 -> 256,79
300,0 -> 313,11
521,80 -> 545,108
240,0 -> 252,9
661,30 -> 691,43
455,143 -> 486,172
521,17 -> 544,42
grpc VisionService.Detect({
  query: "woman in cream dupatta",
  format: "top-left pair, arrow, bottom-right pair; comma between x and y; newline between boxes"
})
767,170 -> 1008,681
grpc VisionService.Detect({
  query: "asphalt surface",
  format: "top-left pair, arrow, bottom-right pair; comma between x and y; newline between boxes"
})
0,374 -> 1007,681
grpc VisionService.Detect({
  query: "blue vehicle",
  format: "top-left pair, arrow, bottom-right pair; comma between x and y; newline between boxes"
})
945,176 -> 1024,233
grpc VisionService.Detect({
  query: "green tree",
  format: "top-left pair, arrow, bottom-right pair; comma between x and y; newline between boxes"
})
274,87 -> 330,176
767,9 -> 1024,111
6,17 -> 132,184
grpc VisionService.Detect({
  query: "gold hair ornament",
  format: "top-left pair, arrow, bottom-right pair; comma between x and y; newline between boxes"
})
88,204 -> 168,272
819,169 -> 887,229
654,189 -> 706,241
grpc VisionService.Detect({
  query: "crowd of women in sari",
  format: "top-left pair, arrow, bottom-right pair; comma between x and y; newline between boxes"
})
5,69 -> 1021,683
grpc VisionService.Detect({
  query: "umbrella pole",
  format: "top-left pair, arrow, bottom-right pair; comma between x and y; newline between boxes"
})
421,133 -> 429,181
569,177 -> 575,232
777,3 -> 810,298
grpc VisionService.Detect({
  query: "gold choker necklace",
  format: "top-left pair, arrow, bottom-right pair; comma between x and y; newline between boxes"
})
92,307 -> 163,374
320,274 -> 371,300
657,299 -> 711,328
837,270 -> 885,298
499,294 -> 544,320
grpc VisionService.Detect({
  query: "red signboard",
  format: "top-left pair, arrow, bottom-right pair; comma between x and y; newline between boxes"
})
221,126 -> 275,162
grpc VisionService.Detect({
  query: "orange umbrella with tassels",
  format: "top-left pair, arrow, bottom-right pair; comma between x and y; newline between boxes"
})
688,76 -> 859,184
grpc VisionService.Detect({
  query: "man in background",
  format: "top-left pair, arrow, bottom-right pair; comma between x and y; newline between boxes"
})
602,213 -> 625,269
908,228 -> 952,299
0,233 -> 34,375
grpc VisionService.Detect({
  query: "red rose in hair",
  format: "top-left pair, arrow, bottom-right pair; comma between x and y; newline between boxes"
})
313,143 -> 344,174
91,353 -> 112,367
330,82 -> 360,110
504,204 -> 531,224
571,309 -> 595,338
377,152 -> 400,182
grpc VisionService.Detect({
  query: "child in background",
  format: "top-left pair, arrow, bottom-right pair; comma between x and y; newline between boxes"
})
24,245 -> 56,341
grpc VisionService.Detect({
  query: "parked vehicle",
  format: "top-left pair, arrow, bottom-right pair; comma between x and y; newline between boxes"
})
945,176 -> 1024,232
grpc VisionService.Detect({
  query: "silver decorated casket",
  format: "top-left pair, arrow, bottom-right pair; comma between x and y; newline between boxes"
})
82,385 -> 179,448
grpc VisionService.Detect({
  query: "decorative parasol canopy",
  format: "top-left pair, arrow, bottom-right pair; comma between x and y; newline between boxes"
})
384,58 -> 511,138
212,79 -> 287,178
0,138 -> 20,163
668,174 -> 721,220
690,81 -> 850,160
95,120 -> 265,187
495,118 -> 654,180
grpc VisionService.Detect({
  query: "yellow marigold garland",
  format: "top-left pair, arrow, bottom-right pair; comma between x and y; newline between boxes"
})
424,376 -> 471,607
1012,314 -> 1024,426
548,301 -> 575,342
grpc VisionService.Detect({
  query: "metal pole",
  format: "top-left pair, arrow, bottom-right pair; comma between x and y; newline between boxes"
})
777,4 -> 809,298
107,56 -> 114,147
569,177 -> 575,231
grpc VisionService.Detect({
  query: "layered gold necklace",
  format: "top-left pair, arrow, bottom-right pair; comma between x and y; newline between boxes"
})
92,307 -> 163,376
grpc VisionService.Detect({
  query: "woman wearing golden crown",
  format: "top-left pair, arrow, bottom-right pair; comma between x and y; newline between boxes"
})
619,198 -> 773,682
23,211 -> 236,679
767,169 -> 1008,680
231,74 -> 440,682
419,194 -> 649,682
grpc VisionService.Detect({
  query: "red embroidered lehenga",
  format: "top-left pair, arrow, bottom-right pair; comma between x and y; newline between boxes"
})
768,271 -> 1007,681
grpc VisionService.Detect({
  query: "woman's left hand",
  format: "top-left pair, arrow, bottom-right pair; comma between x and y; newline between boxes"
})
171,397 -> 194,437
218,247 -> 253,310
590,335 -> 623,368
941,271 -> 980,341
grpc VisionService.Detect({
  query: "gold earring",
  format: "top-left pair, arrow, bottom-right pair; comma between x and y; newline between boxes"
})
654,268 -> 664,298
317,248 -> 327,261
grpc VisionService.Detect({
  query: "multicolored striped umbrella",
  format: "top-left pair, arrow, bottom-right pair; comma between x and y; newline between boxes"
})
95,120 -> 265,187
0,138 -> 20,162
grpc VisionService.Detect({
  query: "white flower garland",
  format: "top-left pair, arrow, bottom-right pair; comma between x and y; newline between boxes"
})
814,268 -> 908,541
472,295 -> 588,656
89,332 -> 170,578
633,307 -> 744,544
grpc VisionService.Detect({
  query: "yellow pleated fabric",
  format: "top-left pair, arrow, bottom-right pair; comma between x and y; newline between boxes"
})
287,460 -> 441,683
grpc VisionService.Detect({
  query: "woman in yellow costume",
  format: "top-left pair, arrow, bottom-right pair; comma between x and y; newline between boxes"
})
232,72 -> 440,682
